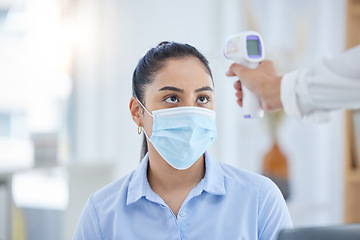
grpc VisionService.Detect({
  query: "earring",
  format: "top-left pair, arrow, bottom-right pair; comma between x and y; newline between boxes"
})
137,125 -> 142,134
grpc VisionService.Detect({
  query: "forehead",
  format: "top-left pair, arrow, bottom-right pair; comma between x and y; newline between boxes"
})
152,57 -> 213,89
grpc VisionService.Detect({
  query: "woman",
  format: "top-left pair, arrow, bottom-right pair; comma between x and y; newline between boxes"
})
73,42 -> 293,240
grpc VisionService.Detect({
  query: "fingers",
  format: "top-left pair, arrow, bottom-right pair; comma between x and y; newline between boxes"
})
225,70 -> 236,77
233,80 -> 241,90
226,63 -> 245,76
235,89 -> 242,99
236,98 -> 243,107
226,63 -> 258,93
226,59 -> 282,111
236,90 -> 243,107
234,81 -> 243,107
227,60 -> 275,79
258,60 -> 279,77
227,63 -> 253,79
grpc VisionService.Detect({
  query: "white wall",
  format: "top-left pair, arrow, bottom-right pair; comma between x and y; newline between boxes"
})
72,0 -> 347,227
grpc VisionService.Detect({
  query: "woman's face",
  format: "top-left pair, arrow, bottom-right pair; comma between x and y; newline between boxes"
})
141,56 -> 215,136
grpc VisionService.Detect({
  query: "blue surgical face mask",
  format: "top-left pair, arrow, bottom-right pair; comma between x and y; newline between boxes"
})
137,99 -> 217,170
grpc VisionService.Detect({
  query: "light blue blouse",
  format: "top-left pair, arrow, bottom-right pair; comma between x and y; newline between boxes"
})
73,152 -> 292,240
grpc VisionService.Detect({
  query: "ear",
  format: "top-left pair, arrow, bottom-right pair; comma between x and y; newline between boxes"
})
129,97 -> 143,126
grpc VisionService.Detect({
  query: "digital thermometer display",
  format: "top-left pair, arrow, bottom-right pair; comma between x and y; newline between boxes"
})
247,40 -> 260,55
246,35 -> 262,58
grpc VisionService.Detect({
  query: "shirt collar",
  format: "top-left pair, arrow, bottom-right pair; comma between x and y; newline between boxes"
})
126,153 -> 150,205
126,152 -> 226,205
202,152 -> 226,195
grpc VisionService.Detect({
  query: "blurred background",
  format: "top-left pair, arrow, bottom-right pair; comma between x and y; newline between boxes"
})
0,0 -> 358,239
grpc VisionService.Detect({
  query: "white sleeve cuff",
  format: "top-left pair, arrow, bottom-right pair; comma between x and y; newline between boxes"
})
280,70 -> 304,121
280,70 -> 332,123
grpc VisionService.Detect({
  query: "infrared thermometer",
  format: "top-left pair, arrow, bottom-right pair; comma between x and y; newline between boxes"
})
224,31 -> 265,118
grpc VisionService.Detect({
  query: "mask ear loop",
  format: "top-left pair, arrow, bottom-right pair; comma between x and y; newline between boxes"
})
135,98 -> 152,141
136,98 -> 153,117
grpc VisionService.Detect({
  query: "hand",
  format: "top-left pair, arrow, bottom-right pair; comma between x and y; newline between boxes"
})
226,60 -> 283,112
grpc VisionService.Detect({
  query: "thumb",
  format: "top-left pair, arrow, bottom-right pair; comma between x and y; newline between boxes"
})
226,63 -> 255,87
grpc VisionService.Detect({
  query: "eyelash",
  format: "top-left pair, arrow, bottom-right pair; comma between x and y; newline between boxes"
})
163,94 -> 212,104
197,95 -> 211,103
164,95 -> 180,103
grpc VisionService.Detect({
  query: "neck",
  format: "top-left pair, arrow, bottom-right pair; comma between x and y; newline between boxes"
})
147,145 -> 206,192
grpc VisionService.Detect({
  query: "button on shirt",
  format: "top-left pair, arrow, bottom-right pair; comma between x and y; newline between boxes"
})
73,152 -> 292,240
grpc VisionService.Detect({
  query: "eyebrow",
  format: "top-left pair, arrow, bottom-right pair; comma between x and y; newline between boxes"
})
194,86 -> 213,93
158,86 -> 184,93
158,86 -> 213,93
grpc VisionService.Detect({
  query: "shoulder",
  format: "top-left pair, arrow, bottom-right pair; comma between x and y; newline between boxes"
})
73,171 -> 136,239
89,170 -> 134,207
217,161 -> 286,205
218,161 -> 272,192
217,162 -> 292,233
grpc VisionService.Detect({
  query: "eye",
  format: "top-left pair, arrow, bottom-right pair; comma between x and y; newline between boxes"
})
164,95 -> 180,104
197,95 -> 210,104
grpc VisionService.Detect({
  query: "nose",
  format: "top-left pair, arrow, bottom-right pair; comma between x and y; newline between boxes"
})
181,96 -> 197,107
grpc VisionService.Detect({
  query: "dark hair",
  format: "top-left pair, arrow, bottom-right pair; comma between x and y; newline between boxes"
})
132,41 -> 213,160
